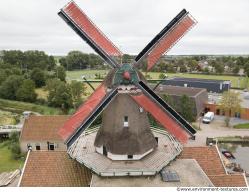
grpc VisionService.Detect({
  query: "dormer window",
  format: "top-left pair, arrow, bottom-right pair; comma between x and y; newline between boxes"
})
124,116 -> 129,127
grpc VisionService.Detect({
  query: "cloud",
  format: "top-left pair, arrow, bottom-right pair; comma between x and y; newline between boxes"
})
0,0 -> 248,55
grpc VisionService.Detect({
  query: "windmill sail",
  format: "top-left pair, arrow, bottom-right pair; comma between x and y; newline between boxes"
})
59,84 -> 118,146
131,81 -> 196,143
134,9 -> 196,70
59,1 -> 122,68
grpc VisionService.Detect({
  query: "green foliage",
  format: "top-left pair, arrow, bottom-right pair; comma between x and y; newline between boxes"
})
0,141 -> 25,172
30,68 -> 46,87
179,65 -> 188,72
0,75 -> 24,100
60,51 -> 89,70
244,62 -> 249,77
220,91 -> 241,117
54,66 -> 66,81
16,79 -> 37,102
162,94 -> 175,107
122,54 -> 134,63
0,69 -> 8,85
88,53 -> 103,69
70,80 -> 86,108
179,95 -> 195,122
46,79 -> 73,112
9,132 -> 22,160
2,50 -> 55,70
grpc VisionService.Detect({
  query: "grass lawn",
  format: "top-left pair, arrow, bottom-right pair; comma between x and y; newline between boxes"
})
0,98 -> 61,115
0,142 -> 25,173
35,88 -> 48,100
66,69 -> 108,80
0,110 -> 16,125
67,70 -> 242,88
233,123 -> 249,129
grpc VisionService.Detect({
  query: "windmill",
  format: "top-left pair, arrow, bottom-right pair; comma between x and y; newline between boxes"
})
58,1 -> 197,175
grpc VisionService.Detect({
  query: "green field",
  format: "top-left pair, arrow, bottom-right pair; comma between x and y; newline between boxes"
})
0,98 -> 61,115
66,70 -> 242,88
0,142 -> 24,173
0,110 -> 17,125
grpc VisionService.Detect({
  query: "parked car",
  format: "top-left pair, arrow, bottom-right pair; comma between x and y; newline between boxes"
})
202,112 -> 214,124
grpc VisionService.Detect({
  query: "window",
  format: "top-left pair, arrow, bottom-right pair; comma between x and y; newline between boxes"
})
128,155 -> 133,159
124,116 -> 128,127
48,143 -> 55,151
35,143 -> 41,150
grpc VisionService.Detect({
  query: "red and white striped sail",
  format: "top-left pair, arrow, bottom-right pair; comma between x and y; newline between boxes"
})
131,93 -> 190,143
62,1 -> 122,57
59,84 -> 107,141
146,15 -> 195,70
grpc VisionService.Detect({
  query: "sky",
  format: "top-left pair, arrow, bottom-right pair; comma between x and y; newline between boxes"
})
0,0 -> 249,56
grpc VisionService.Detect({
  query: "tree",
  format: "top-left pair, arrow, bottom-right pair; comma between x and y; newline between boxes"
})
88,53 -> 104,68
179,95 -> 195,122
244,62 -> 249,77
9,132 -> 22,159
46,79 -> 73,112
70,80 -> 86,108
16,79 -> 37,102
220,91 -> 241,118
180,65 -> 188,73
30,68 -> 46,87
0,69 -> 7,85
162,94 -> 175,108
61,51 -> 89,70
0,75 -> 24,100
187,59 -> 198,71
54,66 -> 66,81
211,60 -> 224,74
2,50 -> 24,67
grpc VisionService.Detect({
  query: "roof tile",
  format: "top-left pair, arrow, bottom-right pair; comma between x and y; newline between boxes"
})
20,151 -> 92,187
20,115 -> 69,141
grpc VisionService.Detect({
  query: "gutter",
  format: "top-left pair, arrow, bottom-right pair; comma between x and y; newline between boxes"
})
215,139 -> 228,175
243,172 -> 249,187
17,149 -> 31,187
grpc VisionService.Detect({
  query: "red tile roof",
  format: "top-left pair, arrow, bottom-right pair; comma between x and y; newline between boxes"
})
19,151 -> 92,187
180,147 -> 247,187
20,115 -> 69,141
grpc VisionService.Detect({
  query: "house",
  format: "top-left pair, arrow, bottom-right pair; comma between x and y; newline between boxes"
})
163,77 -> 231,93
204,90 -> 249,120
19,115 -> 69,152
154,85 -> 208,119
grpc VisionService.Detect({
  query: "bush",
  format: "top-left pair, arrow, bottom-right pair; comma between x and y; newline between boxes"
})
9,142 -> 22,159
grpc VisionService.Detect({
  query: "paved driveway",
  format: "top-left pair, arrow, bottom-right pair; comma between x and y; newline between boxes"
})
185,116 -> 249,147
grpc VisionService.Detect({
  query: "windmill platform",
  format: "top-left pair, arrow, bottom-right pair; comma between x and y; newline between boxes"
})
68,127 -> 182,176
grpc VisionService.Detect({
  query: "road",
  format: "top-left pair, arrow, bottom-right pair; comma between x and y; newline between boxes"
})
185,116 -> 249,147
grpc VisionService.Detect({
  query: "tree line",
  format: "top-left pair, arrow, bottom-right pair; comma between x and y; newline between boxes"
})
0,50 -> 87,113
